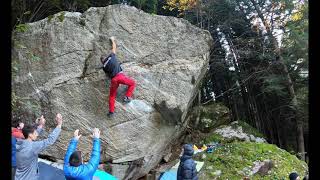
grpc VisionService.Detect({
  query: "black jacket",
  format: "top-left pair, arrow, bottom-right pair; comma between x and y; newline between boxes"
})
102,53 -> 122,78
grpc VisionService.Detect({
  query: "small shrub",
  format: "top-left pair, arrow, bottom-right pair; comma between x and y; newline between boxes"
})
47,15 -> 54,23
58,12 -> 65,22
15,24 -> 30,33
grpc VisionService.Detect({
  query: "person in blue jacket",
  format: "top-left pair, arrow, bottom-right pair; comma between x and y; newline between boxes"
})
12,136 -> 17,180
177,144 -> 198,180
64,128 -> 101,180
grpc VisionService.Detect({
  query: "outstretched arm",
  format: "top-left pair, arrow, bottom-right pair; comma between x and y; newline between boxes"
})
31,114 -> 62,155
110,36 -> 116,54
64,138 -> 78,165
86,128 -> 101,172
64,129 -> 81,165
87,138 -> 100,169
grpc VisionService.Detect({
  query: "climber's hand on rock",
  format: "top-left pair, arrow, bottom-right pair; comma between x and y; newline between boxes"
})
74,129 -> 82,140
110,36 -> 115,42
56,113 -> 63,127
92,128 -> 100,139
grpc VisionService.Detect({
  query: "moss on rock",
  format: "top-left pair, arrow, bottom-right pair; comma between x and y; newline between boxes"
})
194,138 -> 307,179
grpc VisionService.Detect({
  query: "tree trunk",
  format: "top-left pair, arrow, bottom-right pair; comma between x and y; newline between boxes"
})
249,0 -> 305,161
297,121 -> 305,161
195,90 -> 201,127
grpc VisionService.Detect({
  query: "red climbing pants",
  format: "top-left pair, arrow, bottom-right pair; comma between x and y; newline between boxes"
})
109,73 -> 135,113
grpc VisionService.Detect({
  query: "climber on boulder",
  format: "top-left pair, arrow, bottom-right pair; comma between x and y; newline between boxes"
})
100,36 -> 136,118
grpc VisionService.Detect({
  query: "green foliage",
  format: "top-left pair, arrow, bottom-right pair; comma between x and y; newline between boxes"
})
203,133 -> 226,144
259,74 -> 288,97
296,87 -> 308,122
195,141 -> 308,179
27,52 -> 42,62
110,0 -> 158,14
61,0 -> 91,11
111,0 -> 120,4
58,12 -> 65,22
11,0 -> 63,29
47,15 -> 54,23
142,0 -> 158,14
131,0 -> 147,9
14,24 -> 30,33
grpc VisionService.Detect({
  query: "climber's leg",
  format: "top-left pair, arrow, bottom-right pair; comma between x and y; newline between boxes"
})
109,75 -> 120,113
117,73 -> 136,98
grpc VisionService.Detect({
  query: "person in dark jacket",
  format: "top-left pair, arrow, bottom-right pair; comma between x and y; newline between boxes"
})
177,144 -> 198,180
64,128 -> 101,180
100,36 -> 136,118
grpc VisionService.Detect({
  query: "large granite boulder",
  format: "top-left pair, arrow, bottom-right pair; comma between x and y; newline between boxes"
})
12,4 -> 212,179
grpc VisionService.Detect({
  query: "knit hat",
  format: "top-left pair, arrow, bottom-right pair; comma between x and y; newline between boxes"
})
183,144 -> 194,156
289,172 -> 299,180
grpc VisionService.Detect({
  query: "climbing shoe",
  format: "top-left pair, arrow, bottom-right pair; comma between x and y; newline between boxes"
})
123,96 -> 132,103
107,112 -> 114,118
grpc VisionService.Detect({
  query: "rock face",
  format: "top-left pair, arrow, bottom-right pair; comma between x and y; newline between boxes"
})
12,5 -> 212,179
214,121 -> 267,143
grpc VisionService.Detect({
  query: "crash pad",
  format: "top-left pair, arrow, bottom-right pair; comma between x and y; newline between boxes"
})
159,161 -> 204,180
159,169 -> 177,180
38,162 -> 65,180
38,158 -> 118,180
171,161 -> 204,172
93,169 -> 118,180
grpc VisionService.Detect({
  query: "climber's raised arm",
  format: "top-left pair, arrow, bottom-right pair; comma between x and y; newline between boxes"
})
110,36 -> 116,54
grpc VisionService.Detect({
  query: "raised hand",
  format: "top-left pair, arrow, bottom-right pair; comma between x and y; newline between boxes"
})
55,113 -> 63,127
39,115 -> 46,126
74,129 -> 82,140
92,128 -> 100,139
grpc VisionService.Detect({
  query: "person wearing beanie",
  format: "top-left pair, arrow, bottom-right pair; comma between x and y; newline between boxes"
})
64,128 -> 101,180
177,144 -> 198,180
289,172 -> 300,180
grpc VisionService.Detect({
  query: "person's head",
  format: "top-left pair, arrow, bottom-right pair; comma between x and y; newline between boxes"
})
16,122 -> 24,129
100,55 -> 107,64
289,172 -> 300,180
69,151 -> 83,167
182,144 -> 194,156
22,124 -> 38,140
